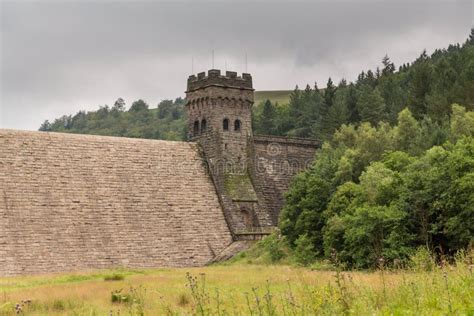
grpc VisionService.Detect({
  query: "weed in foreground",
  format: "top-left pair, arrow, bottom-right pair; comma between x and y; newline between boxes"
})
111,285 -> 146,316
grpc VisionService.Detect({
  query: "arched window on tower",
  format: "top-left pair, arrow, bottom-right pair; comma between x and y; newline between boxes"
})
201,119 -> 207,132
234,119 -> 241,132
193,120 -> 200,136
223,118 -> 229,131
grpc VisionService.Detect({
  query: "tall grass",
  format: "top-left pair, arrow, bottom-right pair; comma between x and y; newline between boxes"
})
0,255 -> 472,315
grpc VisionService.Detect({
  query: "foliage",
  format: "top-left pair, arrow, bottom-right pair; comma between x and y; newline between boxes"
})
253,99 -> 278,135
104,273 -> 125,281
280,105 -> 474,268
111,286 -> 146,315
260,232 -> 286,263
293,234 -> 316,266
253,30 -> 474,140
40,98 -> 187,141
409,247 -> 436,272
356,85 -> 385,125
225,231 -> 291,265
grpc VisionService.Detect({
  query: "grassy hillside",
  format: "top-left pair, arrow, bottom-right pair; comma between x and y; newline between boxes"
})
254,90 -> 292,105
1,263 -> 471,315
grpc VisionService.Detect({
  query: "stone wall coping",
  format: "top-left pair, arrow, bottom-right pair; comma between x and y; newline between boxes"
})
253,134 -> 320,148
0,129 -> 189,146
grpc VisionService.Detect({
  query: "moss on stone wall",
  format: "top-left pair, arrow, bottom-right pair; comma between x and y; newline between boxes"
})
224,173 -> 258,202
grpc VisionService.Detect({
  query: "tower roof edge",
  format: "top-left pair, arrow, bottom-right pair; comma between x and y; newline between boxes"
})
186,69 -> 253,92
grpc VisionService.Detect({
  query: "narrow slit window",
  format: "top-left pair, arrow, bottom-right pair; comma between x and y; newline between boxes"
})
201,119 -> 207,132
193,120 -> 200,135
223,118 -> 229,131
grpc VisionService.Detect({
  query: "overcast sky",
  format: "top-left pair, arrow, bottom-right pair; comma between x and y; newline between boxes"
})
1,0 -> 473,130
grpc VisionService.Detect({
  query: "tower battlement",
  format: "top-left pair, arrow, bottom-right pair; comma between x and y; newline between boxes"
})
187,69 -> 253,92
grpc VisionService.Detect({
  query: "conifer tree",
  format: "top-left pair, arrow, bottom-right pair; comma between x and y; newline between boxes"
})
338,78 -> 347,88
408,51 -> 433,119
326,89 -> 349,134
260,99 -> 277,135
468,28 -> 474,45
324,78 -> 337,108
288,85 -> 302,128
366,70 -> 377,87
356,85 -> 385,125
346,83 -> 360,123
382,55 -> 395,75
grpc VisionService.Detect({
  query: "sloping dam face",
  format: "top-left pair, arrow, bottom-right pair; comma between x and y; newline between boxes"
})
0,130 -> 232,276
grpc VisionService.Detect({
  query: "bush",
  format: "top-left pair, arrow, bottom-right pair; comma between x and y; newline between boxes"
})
111,289 -> 130,303
104,273 -> 125,281
294,234 -> 316,266
224,231 -> 289,265
410,247 -> 436,272
261,232 -> 286,263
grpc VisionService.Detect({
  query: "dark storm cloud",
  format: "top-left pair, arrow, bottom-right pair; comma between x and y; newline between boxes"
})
0,0 -> 472,130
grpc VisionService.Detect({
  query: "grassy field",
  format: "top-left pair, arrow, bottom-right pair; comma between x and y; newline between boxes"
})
254,90 -> 292,105
0,263 -> 472,315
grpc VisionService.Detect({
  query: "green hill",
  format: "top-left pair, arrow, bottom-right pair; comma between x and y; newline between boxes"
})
254,90 -> 292,105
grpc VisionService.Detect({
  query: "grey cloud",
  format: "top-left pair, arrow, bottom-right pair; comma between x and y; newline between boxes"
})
1,0 -> 472,130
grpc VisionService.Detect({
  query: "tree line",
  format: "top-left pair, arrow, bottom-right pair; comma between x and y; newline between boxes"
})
40,97 -> 187,141
254,29 -> 474,140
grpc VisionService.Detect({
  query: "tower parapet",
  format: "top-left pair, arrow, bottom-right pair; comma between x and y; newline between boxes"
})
187,70 -> 253,92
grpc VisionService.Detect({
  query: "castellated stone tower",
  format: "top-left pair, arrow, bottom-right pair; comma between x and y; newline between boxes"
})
186,69 -> 253,170
186,70 -> 272,239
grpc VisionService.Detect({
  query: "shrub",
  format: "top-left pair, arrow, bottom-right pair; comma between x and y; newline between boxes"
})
261,232 -> 286,263
294,234 -> 316,266
104,273 -> 125,281
111,289 -> 130,303
410,247 -> 436,272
